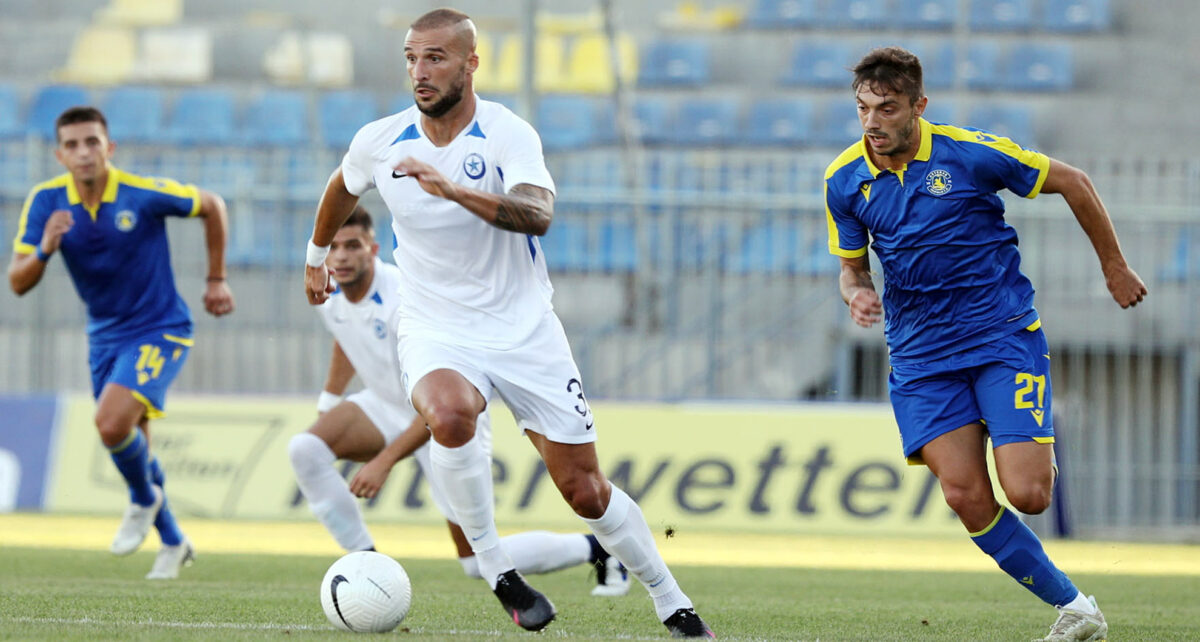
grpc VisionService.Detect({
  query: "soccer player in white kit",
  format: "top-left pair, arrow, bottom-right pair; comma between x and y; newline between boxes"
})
289,206 -> 631,595
302,8 -> 713,638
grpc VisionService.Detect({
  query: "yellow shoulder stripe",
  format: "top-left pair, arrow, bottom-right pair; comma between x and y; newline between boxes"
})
824,142 -> 865,181
927,123 -> 1050,198
115,169 -> 202,215
11,175 -> 72,254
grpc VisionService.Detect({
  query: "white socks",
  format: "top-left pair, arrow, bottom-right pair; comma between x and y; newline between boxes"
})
428,436 -> 512,589
1062,592 -> 1098,614
582,484 -> 692,621
287,433 -> 374,552
458,532 -> 592,579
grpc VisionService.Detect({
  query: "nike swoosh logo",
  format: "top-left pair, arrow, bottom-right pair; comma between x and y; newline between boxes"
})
471,531 -> 489,542
585,421 -> 594,430
330,574 -> 354,630
392,171 -> 407,179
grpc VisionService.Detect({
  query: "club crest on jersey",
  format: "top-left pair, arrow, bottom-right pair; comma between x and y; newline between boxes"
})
925,169 -> 952,196
114,210 -> 137,231
463,153 -> 486,180
373,319 -> 387,339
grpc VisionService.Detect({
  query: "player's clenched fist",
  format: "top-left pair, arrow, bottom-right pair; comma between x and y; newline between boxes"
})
41,209 -> 74,254
305,263 -> 336,305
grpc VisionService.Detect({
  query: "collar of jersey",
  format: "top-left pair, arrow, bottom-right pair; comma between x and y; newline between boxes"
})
857,118 -> 933,180
65,166 -> 121,219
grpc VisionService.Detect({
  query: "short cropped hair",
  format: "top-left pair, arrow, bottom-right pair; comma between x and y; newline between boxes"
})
852,47 -> 925,105
55,106 -> 108,142
343,205 -> 374,234
411,8 -> 471,31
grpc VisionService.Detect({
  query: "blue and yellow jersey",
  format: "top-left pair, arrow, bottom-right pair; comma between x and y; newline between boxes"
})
825,118 -> 1050,363
12,166 -> 201,345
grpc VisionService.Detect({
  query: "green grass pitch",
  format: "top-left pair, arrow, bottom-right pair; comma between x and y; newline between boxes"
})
2,545 -> 1199,640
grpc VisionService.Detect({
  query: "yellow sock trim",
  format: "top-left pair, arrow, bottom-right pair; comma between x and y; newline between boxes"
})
969,506 -> 1007,538
107,429 -> 139,453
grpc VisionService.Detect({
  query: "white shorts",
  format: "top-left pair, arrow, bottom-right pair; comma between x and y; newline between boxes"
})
397,311 -> 596,445
348,387 -> 495,525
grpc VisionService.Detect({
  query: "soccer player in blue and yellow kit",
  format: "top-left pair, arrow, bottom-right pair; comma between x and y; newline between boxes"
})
7,106 -> 235,579
825,48 -> 1146,641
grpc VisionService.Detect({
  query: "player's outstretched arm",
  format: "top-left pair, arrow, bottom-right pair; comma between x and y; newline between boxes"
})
8,209 -> 72,296
306,168 -> 359,305
394,157 -> 554,235
839,255 -> 882,328
197,189 -> 235,316
1040,158 -> 1147,308
349,417 -> 432,499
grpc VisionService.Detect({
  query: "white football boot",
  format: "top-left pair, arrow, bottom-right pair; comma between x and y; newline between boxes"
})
146,537 -> 195,580
1037,595 -> 1108,641
110,485 -> 163,556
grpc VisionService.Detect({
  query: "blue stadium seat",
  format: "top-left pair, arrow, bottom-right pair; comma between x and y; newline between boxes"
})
744,97 -> 814,146
672,97 -> 740,146
632,96 -> 673,145
921,97 -> 958,125
1157,228 -> 1200,283
966,103 -> 1035,146
747,0 -> 819,28
893,0 -> 958,30
729,220 -> 804,274
1005,44 -> 1073,91
318,90 -> 378,149
243,90 -> 308,146
822,0 -> 890,29
101,86 -> 166,143
638,40 -> 711,87
28,85 -> 89,140
780,41 -> 854,88
169,88 -> 236,146
1043,0 -> 1111,32
541,219 -> 592,272
964,41 -> 1003,90
968,0 -> 1034,31
600,220 -> 637,273
537,95 -> 599,151
0,84 -> 22,138
912,40 -> 957,89
811,99 -> 862,147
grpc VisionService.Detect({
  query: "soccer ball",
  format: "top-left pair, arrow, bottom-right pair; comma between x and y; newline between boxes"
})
319,551 -> 412,633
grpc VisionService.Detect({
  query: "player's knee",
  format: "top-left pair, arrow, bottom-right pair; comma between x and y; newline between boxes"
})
555,472 -> 606,519
1005,484 -> 1052,515
939,481 -> 991,517
423,404 -> 477,445
289,432 -> 333,475
93,410 -> 132,447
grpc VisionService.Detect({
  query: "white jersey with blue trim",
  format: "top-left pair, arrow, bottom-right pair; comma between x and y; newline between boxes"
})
316,259 -> 407,409
340,97 -> 557,349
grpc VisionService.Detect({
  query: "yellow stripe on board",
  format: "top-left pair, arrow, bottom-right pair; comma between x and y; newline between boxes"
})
2,514 -> 1199,576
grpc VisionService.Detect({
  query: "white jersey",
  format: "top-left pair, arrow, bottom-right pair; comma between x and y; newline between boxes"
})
316,259 -> 407,408
341,97 -> 557,349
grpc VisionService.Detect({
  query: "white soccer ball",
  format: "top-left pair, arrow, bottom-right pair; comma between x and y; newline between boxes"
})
319,551 -> 412,633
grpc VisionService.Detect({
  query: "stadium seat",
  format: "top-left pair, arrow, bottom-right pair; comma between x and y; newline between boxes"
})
541,219 -> 592,272
1004,43 -> 1073,91
318,90 -> 379,149
96,0 -> 183,27
600,220 -> 638,273
55,26 -> 137,85
744,97 -> 814,146
1157,228 -> 1200,283
137,27 -> 213,83
780,41 -> 854,88
822,0 -> 890,30
534,34 -> 571,93
474,32 -> 521,94
672,97 -> 739,146
1043,0 -> 1111,32
963,40 -> 1003,90
0,84 -> 22,139
168,88 -> 236,146
912,40 -> 957,89
243,90 -> 308,147
746,0 -> 819,28
921,97 -> 958,124
811,98 -> 862,147
28,85 -> 90,140
101,86 -> 166,143
638,39 -> 711,87
537,94 -> 600,151
893,0 -> 958,30
968,0 -> 1034,31
558,33 -> 638,94
966,103 -> 1035,145
729,220 -> 803,274
628,96 -> 673,145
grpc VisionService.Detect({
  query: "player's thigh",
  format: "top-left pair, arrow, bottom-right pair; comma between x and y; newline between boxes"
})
309,398 -> 386,462
489,315 -> 596,446
973,328 -> 1054,449
398,334 -> 490,429
888,365 -> 982,462
98,330 -> 192,420
993,439 -> 1055,500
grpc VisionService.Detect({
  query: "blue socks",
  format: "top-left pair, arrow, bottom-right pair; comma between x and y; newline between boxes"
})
108,430 -> 156,506
971,507 -> 1077,607
148,456 -> 184,546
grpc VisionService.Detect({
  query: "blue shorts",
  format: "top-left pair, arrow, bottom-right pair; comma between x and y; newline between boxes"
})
889,323 -> 1054,463
89,328 -> 193,419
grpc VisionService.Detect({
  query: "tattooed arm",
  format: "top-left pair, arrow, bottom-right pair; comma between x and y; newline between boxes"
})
393,156 -> 554,235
